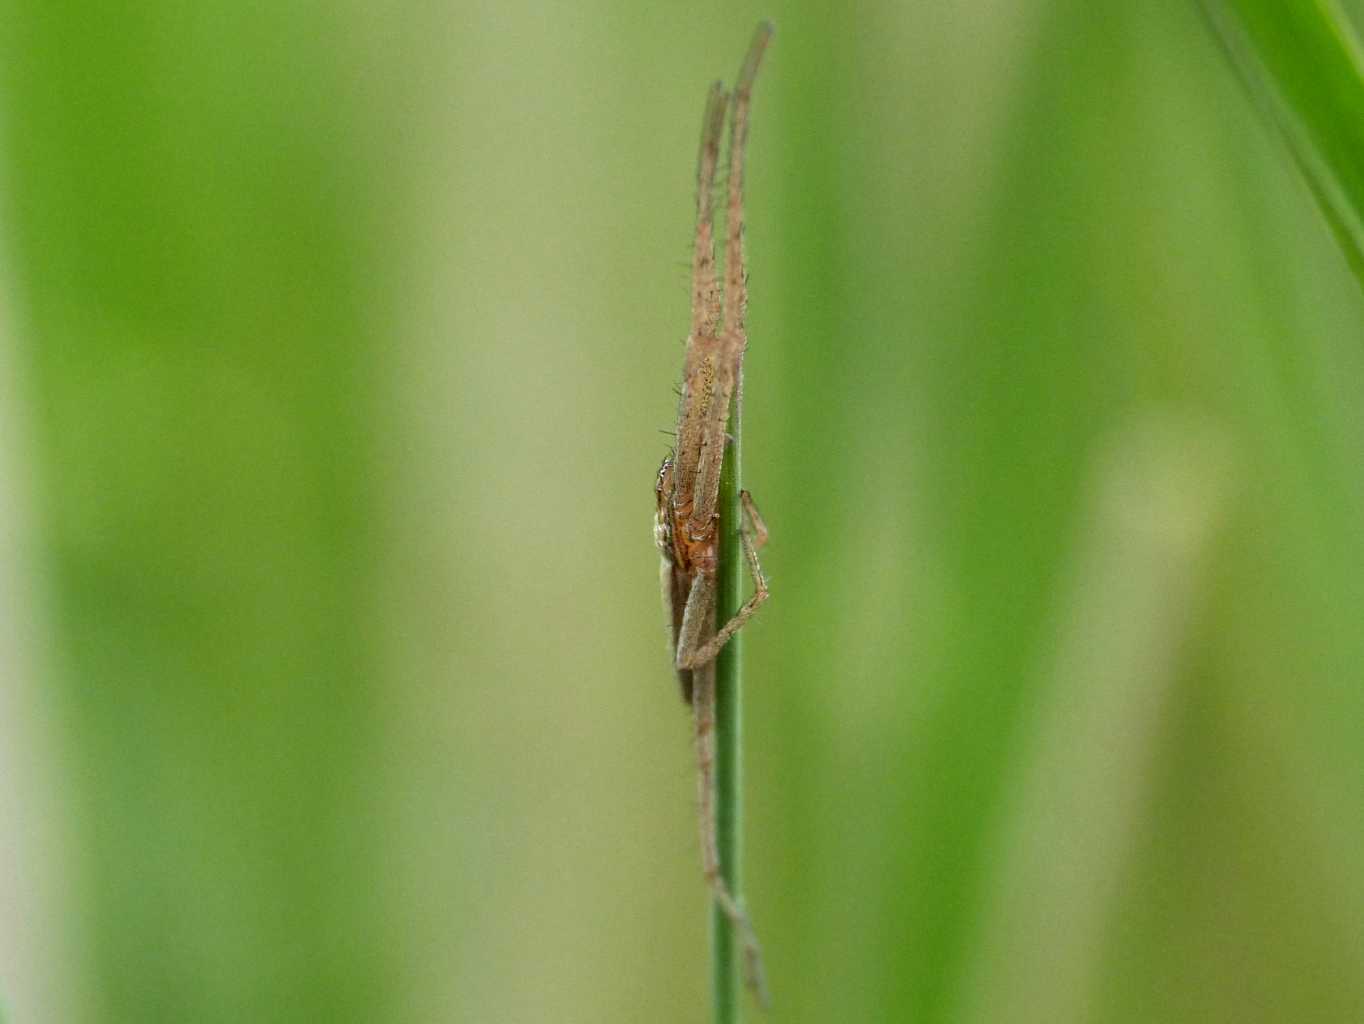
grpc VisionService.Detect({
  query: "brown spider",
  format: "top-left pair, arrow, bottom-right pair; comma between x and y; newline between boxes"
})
654,21 -> 773,1009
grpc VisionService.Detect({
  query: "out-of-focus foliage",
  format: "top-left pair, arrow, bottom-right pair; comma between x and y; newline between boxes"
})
2,2 -> 1364,1022
1201,0 -> 1364,283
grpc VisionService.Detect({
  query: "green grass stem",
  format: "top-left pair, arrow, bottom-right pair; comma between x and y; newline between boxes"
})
712,375 -> 746,1023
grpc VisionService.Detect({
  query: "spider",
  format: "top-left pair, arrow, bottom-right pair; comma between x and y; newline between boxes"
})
654,21 -> 773,1009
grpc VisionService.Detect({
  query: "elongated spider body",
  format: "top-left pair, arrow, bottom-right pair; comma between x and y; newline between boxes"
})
653,22 -> 773,1009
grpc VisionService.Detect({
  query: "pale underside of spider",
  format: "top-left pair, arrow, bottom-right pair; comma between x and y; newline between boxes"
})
652,21 -> 772,1010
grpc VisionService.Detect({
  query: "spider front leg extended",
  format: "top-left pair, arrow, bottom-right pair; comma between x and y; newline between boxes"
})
675,490 -> 770,672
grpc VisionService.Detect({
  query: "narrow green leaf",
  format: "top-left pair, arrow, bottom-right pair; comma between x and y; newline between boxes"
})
713,382 -> 744,1023
1200,0 -> 1364,282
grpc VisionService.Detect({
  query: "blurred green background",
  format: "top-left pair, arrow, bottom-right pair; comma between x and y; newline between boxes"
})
3,1 -> 1364,1021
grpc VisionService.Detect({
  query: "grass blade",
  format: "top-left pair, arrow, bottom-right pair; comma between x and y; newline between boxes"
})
1200,0 -> 1364,283
713,378 -> 745,1022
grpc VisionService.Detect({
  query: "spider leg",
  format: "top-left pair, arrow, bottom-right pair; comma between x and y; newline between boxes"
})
692,82 -> 728,340
660,554 -> 695,703
674,86 -> 729,504
688,24 -> 772,533
673,574 -> 771,1001
675,494 -> 770,671
722,22 -> 771,343
740,488 -> 769,550
674,572 -> 717,673
692,661 -> 770,1008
